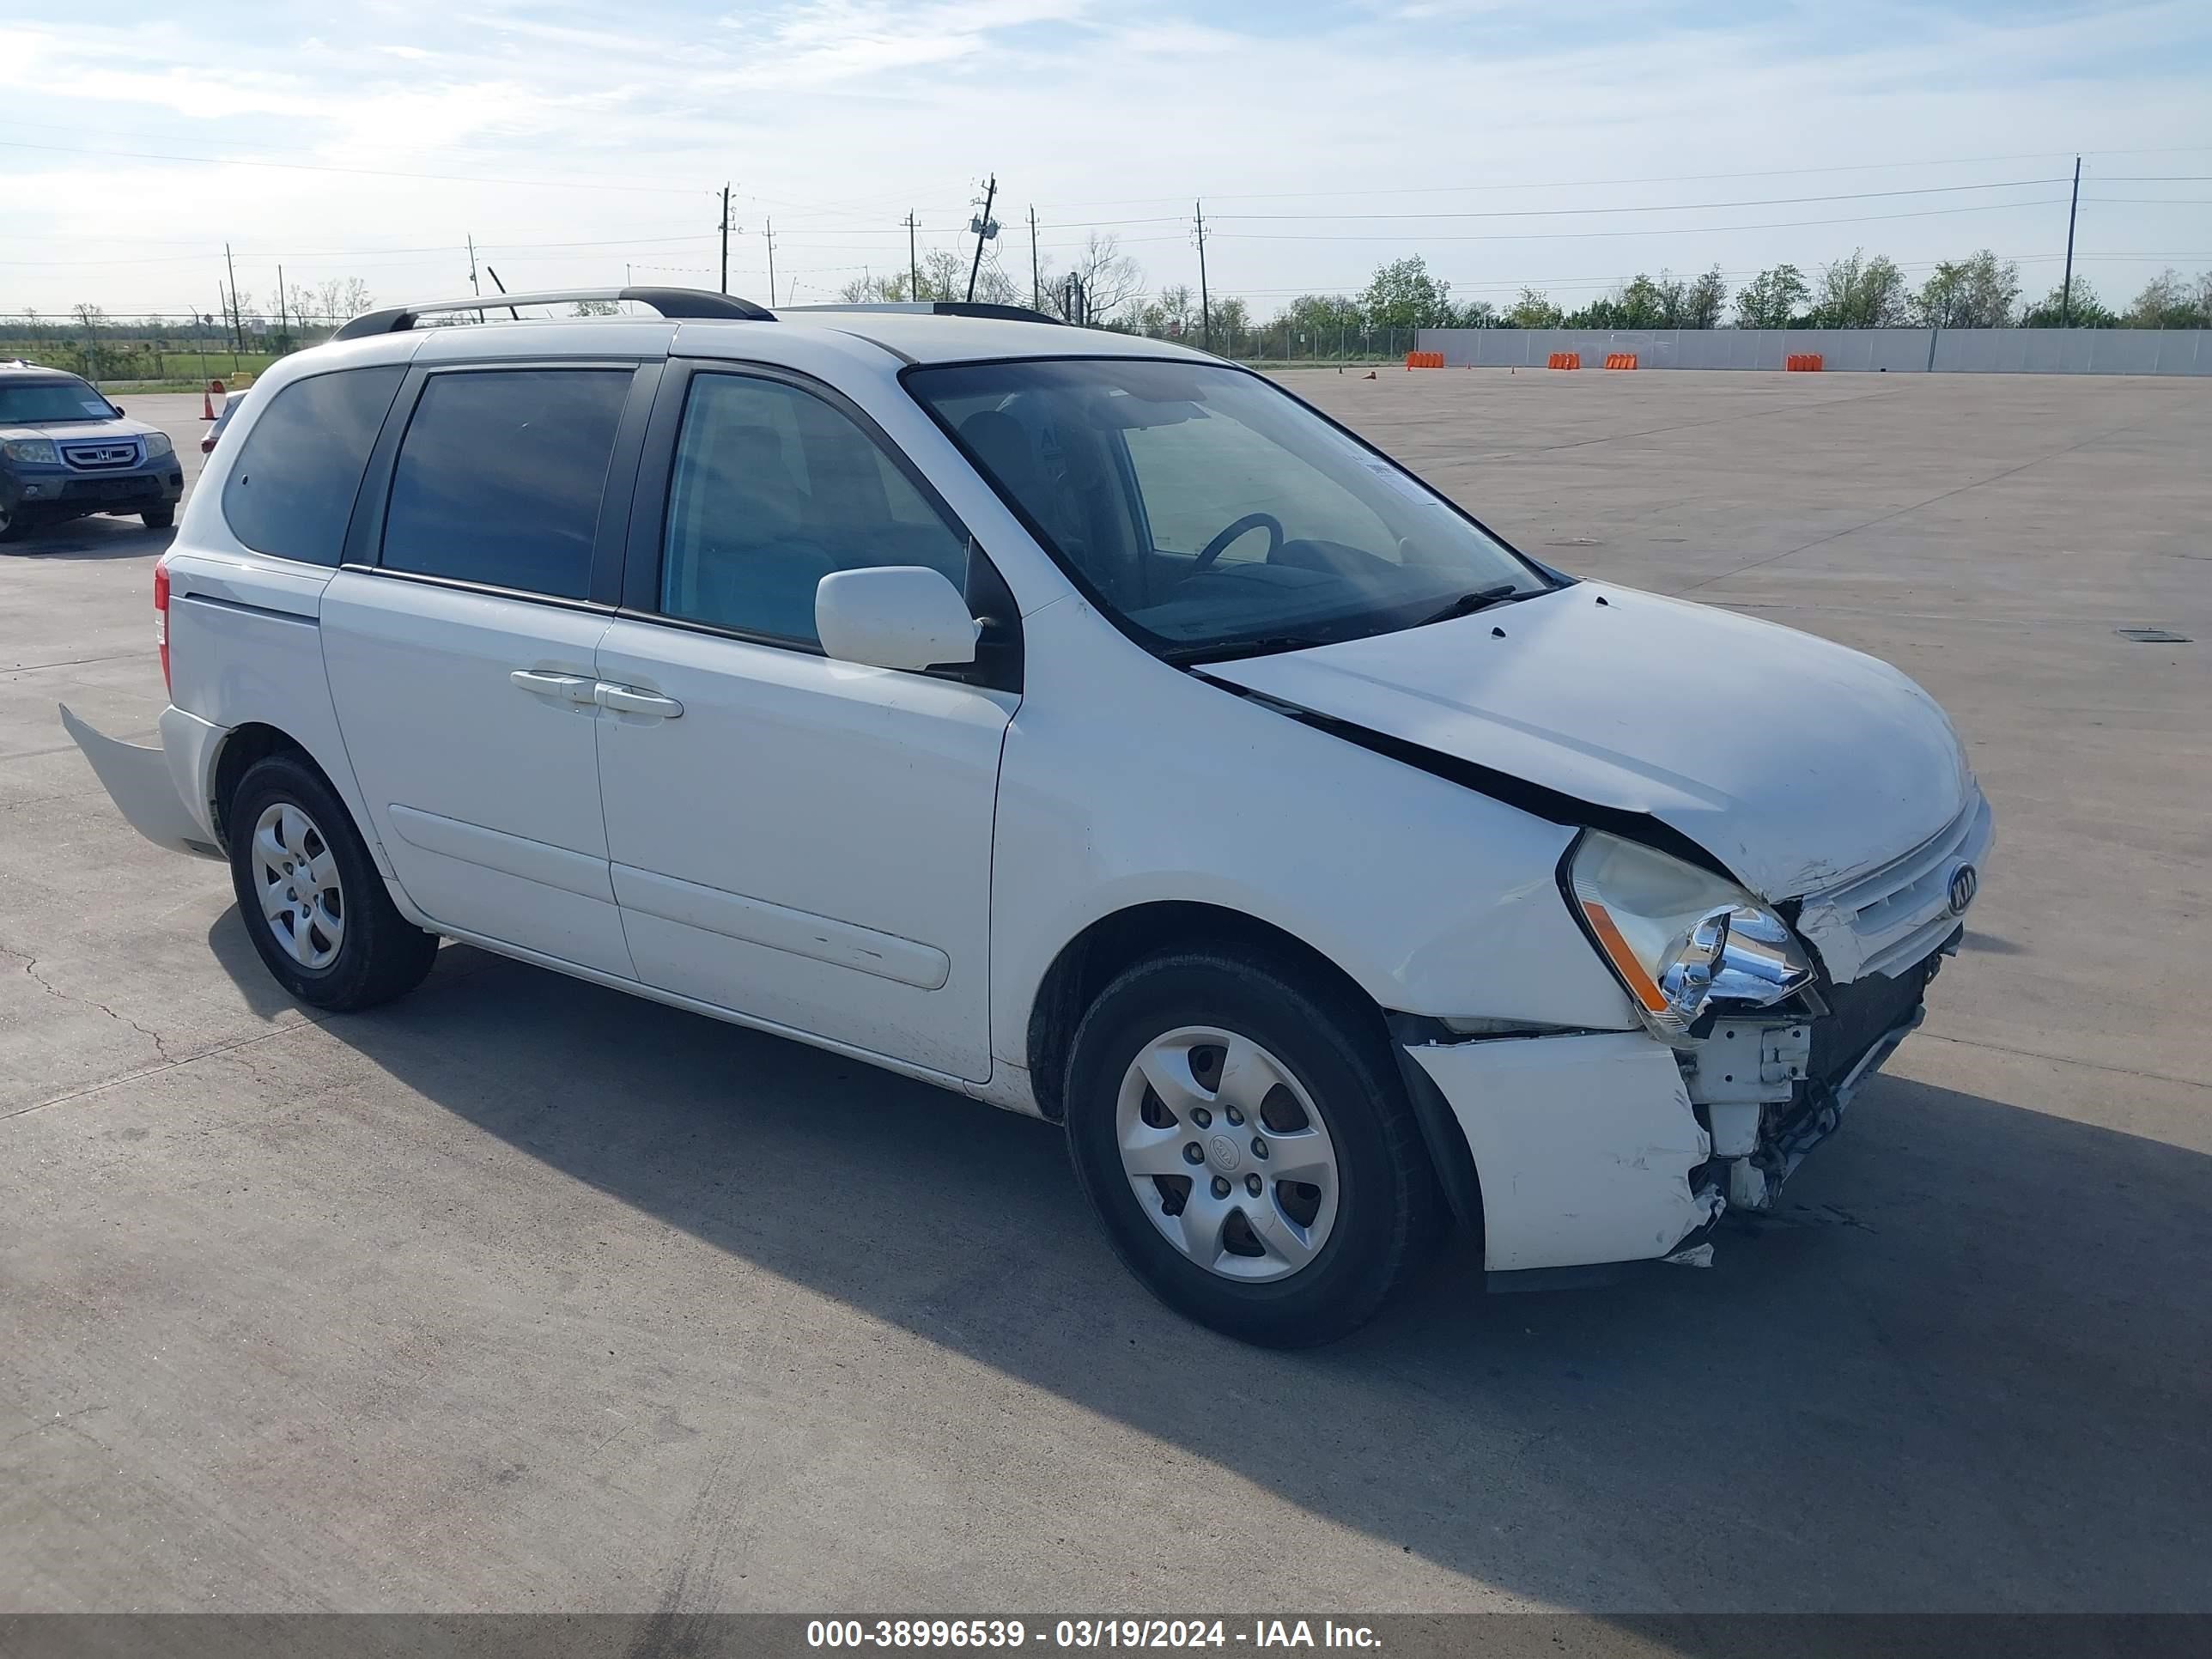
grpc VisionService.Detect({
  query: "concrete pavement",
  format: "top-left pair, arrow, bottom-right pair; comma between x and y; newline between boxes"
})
2,374 -> 2207,1614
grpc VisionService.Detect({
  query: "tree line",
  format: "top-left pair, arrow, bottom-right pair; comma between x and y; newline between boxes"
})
1243,252 -> 2212,337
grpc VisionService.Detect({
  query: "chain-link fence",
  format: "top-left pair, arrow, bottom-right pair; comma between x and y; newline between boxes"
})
2,316 -> 325,386
1111,319 -> 1423,365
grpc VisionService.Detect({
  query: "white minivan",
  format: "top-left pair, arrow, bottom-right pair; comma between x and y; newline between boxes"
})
67,289 -> 1991,1346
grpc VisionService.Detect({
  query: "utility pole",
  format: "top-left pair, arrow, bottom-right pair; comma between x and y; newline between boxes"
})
906,212 -> 920,301
966,174 -> 998,305
2060,155 -> 2081,327
222,244 -> 243,368
1194,199 -> 1212,351
765,219 -> 777,307
276,264 -> 288,353
1029,206 -> 1041,312
720,184 -> 732,295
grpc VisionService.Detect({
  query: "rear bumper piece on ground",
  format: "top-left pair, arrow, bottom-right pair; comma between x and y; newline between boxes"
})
58,703 -> 228,860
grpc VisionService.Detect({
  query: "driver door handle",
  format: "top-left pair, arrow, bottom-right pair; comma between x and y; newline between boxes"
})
509,669 -> 597,704
595,683 -> 684,720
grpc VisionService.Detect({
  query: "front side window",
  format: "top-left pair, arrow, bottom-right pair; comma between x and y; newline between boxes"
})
381,368 -> 632,599
907,358 -> 1547,660
222,367 -> 404,566
0,375 -> 118,424
659,372 -> 969,645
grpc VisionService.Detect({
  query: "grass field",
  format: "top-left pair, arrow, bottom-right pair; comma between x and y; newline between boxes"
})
2,341 -> 280,391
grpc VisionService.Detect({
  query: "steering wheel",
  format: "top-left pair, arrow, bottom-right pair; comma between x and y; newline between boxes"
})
1189,511 -> 1285,574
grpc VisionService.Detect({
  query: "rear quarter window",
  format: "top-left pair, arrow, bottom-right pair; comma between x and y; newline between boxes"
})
221,366 -> 406,566
378,368 -> 633,600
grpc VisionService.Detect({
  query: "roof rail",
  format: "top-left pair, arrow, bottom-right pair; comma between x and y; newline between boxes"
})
332,286 -> 774,342
780,301 -> 1063,325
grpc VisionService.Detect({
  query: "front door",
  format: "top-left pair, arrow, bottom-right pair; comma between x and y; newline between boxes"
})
323,362 -> 649,977
595,366 -> 1013,1081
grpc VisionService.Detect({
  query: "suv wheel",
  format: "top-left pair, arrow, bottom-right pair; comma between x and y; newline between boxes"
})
1064,949 -> 1442,1346
227,754 -> 439,1011
141,506 -> 175,530
0,503 -> 23,544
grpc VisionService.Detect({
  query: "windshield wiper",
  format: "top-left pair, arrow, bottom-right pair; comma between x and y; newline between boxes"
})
1413,585 -> 1526,628
1157,635 -> 1335,665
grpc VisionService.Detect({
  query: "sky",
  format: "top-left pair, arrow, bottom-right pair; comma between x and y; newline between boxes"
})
3,0 -> 2211,323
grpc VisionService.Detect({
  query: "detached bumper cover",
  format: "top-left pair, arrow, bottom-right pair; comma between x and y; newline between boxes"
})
1405,1030 -> 1722,1274
59,703 -> 227,859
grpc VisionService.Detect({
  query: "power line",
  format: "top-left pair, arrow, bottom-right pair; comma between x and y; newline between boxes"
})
1020,149 -> 2212,209
1206,179 -> 2071,223
1215,198 -> 2071,242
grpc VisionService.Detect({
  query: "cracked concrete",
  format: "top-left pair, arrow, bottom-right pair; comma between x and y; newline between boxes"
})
5,944 -> 179,1066
3,377 -> 2209,1616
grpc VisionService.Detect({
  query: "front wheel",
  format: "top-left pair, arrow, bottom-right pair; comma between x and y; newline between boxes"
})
1064,950 -> 1443,1346
141,506 -> 176,530
227,753 -> 438,1011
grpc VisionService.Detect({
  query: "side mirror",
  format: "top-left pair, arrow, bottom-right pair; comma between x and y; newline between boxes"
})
110,404 -> 125,416
815,566 -> 979,672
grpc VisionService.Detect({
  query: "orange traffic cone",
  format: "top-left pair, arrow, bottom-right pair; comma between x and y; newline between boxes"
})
201,379 -> 225,421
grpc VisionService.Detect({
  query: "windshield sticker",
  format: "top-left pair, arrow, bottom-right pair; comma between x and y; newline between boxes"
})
82,400 -> 110,415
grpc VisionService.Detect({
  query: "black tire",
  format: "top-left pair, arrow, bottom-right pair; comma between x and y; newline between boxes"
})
141,506 -> 176,530
1064,949 -> 1443,1346
227,753 -> 438,1011
0,506 -> 27,544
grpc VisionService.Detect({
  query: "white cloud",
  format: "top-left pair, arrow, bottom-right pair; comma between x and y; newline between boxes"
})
3,1 -> 2209,317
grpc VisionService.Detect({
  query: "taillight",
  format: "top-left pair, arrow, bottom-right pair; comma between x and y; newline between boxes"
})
154,560 -> 171,695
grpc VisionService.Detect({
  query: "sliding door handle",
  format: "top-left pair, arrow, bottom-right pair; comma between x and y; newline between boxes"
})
509,669 -> 596,703
595,683 -> 684,719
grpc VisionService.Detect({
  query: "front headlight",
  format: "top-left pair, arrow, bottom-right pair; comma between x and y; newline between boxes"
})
143,431 -> 174,459
1565,831 -> 1814,1043
2,438 -> 59,465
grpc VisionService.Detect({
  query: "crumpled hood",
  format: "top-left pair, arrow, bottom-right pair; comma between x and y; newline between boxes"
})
0,416 -> 155,447
1205,580 -> 1973,900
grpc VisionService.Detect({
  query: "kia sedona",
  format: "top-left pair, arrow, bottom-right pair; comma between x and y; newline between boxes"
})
64,288 -> 1992,1346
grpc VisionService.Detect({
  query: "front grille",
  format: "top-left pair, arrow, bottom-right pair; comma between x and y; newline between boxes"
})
1806,790 -> 1993,981
1807,951 -> 1940,1091
61,441 -> 141,471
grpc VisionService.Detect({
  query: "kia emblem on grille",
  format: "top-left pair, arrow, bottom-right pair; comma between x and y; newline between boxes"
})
1947,864 -> 1978,916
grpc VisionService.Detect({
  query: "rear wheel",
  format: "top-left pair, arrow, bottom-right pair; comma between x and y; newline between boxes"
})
1064,949 -> 1442,1346
227,754 -> 438,1011
141,506 -> 175,530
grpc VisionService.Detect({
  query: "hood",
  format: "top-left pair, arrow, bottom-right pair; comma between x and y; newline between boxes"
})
0,415 -> 157,446
1205,581 -> 1972,900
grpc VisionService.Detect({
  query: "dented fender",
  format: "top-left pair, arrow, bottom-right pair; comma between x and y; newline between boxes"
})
59,703 -> 227,860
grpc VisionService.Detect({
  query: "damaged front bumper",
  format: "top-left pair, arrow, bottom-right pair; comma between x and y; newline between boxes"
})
1400,939 -> 1948,1285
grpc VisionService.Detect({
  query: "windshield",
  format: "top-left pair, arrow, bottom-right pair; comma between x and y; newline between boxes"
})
906,357 -> 1547,659
0,376 -> 118,425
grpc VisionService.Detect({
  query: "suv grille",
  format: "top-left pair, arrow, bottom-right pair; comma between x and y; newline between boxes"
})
62,441 -> 142,471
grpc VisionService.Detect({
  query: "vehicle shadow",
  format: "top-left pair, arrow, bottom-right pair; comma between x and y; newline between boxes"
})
4,517 -> 174,560
230,935 -> 2212,1613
